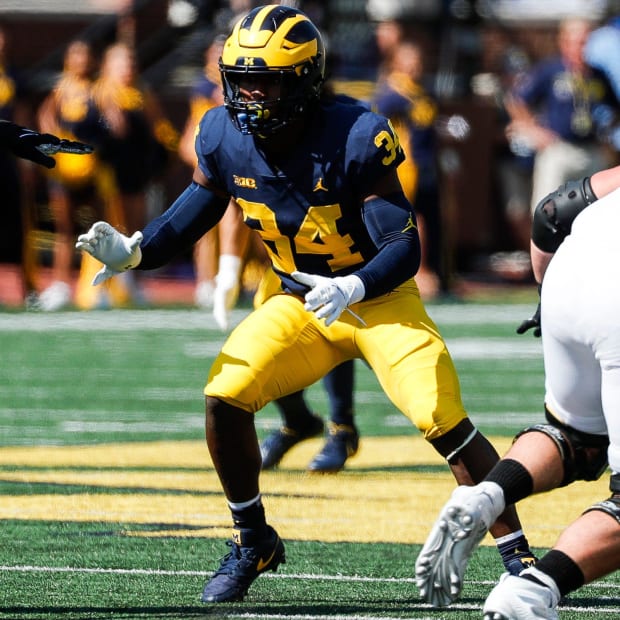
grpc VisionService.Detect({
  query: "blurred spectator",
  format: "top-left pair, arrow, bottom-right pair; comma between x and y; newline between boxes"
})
328,11 -> 389,105
0,25 -> 36,305
472,25 -> 535,276
506,17 -> 620,212
373,40 -> 442,298
178,34 -> 225,168
178,32 -> 268,311
91,41 -> 179,305
178,33 -> 226,309
495,44 -> 535,261
585,15 -> 620,101
374,18 -> 404,81
93,41 -> 177,234
37,40 -> 101,311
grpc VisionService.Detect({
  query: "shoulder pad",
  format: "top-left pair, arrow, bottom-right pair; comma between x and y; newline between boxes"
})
531,176 -> 597,252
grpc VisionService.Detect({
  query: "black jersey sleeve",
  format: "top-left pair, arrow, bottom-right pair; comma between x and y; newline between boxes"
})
356,191 -> 421,297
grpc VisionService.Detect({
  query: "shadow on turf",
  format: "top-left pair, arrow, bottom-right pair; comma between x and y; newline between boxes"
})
267,464 -> 450,474
7,595 -> 619,619
0,600 -> 479,619
0,607 -> 216,618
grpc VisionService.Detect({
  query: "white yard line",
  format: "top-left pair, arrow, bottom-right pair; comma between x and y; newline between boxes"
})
1,563 -> 618,588
0,564 -> 617,616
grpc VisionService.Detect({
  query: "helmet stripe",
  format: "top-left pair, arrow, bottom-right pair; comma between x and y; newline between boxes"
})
247,5 -> 278,32
243,5 -> 290,33
238,9 -> 309,53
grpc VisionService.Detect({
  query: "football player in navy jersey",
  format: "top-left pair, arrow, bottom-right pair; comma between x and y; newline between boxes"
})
76,5 -> 534,605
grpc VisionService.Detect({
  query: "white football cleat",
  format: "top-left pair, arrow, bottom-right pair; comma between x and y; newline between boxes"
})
415,481 -> 505,606
483,567 -> 561,620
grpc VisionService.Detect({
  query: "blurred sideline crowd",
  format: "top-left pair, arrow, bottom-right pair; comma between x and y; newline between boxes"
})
2,0 -> 620,313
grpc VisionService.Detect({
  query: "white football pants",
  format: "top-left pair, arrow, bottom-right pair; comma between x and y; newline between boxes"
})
541,200 -> 620,474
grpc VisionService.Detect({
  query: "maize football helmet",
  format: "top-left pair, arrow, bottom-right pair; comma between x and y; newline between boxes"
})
219,4 -> 325,136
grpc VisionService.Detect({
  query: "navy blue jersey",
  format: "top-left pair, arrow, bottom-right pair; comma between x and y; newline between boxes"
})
196,101 -> 406,295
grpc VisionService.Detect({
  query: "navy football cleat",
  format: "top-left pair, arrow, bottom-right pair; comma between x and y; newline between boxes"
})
201,525 -> 285,603
260,414 -> 324,469
307,423 -> 359,473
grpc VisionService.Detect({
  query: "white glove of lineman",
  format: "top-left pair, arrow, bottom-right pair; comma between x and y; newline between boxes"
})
291,271 -> 365,326
213,254 -> 242,330
75,221 -> 143,285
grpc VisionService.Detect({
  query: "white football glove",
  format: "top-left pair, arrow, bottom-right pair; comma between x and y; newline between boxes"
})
213,254 -> 242,330
291,271 -> 365,326
75,221 -> 143,285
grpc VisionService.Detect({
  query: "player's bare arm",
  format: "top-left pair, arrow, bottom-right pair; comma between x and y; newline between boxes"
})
589,164 -> 620,198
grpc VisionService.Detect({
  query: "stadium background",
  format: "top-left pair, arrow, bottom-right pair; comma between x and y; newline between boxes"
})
1,0 -> 617,303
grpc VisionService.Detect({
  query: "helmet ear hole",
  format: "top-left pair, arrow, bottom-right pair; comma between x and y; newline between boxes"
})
219,5 -> 325,135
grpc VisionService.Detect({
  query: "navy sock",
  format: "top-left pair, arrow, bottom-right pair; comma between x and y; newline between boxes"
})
497,532 -> 536,572
323,361 -> 355,426
274,391 -> 315,430
230,497 -> 267,536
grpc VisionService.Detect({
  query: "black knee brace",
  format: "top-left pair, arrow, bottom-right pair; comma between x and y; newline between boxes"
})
582,473 -> 620,525
514,408 -> 609,486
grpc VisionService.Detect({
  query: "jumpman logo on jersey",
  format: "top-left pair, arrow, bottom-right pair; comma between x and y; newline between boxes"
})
402,215 -> 417,233
313,177 -> 328,192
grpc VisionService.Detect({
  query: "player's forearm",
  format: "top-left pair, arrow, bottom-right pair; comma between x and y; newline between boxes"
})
138,181 -> 229,269
357,191 -> 421,298
355,235 -> 420,298
530,241 -> 554,284
589,165 -> 620,199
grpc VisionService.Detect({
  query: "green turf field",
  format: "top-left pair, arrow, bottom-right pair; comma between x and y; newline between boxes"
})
0,300 -> 618,619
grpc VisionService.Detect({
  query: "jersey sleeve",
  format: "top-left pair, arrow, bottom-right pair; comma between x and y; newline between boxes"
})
346,111 -> 406,197
194,107 -> 228,190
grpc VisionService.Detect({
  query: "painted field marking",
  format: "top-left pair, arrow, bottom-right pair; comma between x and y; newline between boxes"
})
0,439 -> 608,548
